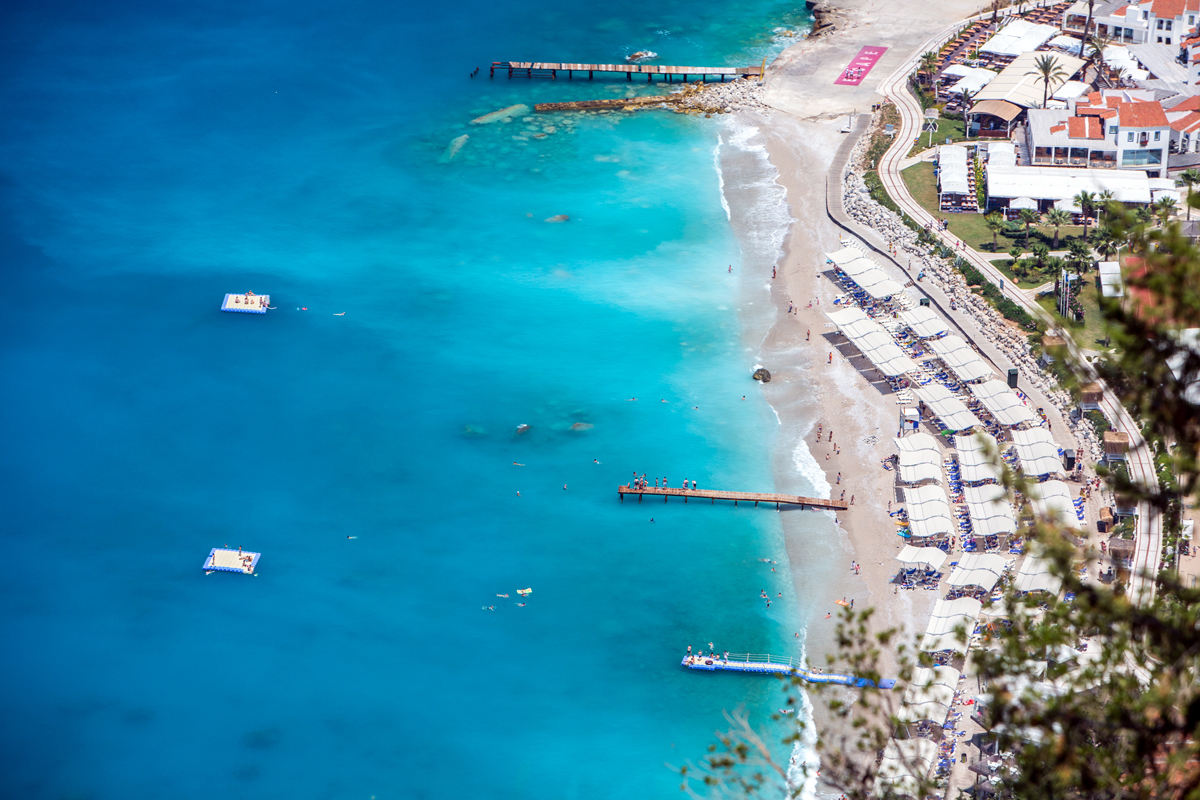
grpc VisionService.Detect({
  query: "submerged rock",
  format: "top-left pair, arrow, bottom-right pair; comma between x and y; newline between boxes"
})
544,214 -> 570,223
570,422 -> 594,431
753,367 -> 771,383
471,104 -> 531,125
438,134 -> 469,164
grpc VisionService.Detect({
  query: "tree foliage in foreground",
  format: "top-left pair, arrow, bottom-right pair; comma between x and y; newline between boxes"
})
677,204 -> 1200,799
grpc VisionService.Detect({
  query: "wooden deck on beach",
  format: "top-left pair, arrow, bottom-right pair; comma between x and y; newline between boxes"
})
618,485 -> 847,510
491,61 -> 761,82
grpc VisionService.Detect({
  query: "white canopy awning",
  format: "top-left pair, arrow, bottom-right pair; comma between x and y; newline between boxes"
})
826,308 -> 918,377
897,665 -> 961,724
915,383 -> 984,432
929,335 -> 994,383
1010,196 -> 1038,209
947,552 -> 1011,592
898,306 -> 949,339
969,380 -> 1037,427
921,597 -> 983,652
876,738 -> 938,798
980,19 -> 1058,57
1011,426 -> 1062,475
955,431 -> 1005,483
837,256 -> 908,299
896,432 -> 943,483
964,482 -> 1018,537
896,545 -> 949,571
939,144 -> 971,195
905,484 -> 954,538
825,246 -> 865,268
1014,555 -> 1063,595
1029,479 -> 1080,529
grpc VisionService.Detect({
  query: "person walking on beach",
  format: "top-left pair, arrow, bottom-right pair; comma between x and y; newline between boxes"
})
850,495 -> 855,505
828,352 -> 832,364
836,472 -> 841,484
806,329 -> 810,341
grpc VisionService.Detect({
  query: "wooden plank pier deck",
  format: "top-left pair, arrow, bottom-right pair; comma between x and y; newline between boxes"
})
618,485 -> 847,511
491,61 -> 761,82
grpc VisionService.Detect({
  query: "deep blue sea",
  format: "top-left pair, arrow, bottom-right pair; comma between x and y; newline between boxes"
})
0,2 -> 819,797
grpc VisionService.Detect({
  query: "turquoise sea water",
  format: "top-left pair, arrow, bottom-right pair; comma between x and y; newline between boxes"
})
0,2 -> 818,798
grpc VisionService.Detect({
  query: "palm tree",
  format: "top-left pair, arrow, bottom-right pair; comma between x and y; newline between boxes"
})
1019,207 -> 1039,246
1074,190 -> 1096,241
1082,33 -> 1111,82
1067,239 -> 1093,273
1083,0 -> 1097,43
1045,255 -> 1065,282
960,86 -> 975,137
984,212 -> 1005,251
920,51 -> 939,87
1091,226 -> 1121,259
1009,245 -> 1026,278
1030,242 -> 1051,277
1154,195 -> 1177,225
1026,54 -> 1068,108
1179,167 -> 1200,220
1045,207 -> 1071,248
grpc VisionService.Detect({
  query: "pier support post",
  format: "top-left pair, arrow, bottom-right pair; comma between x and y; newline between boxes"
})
638,494 -> 642,503
648,73 -> 651,83
620,492 -> 623,502
625,72 -> 629,81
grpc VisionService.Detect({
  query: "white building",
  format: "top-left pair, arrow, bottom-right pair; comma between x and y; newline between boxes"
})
1063,0 -> 1200,46
1024,90 -> 1173,176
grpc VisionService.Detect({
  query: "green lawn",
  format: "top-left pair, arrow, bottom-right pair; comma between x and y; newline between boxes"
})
900,161 -> 1094,255
1035,277 -> 1114,351
906,115 -> 969,158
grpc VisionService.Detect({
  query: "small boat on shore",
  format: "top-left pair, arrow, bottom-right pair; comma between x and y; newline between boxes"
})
626,50 -> 657,62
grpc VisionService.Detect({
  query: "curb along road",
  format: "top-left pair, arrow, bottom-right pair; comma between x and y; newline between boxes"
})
869,28 -> 1162,601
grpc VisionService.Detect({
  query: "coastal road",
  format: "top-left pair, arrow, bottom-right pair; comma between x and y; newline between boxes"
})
871,33 -> 1162,601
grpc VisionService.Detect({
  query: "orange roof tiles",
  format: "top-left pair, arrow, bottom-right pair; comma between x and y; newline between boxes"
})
1174,96 -> 1200,112
1067,116 -> 1105,139
1118,101 -> 1169,128
1170,111 -> 1200,132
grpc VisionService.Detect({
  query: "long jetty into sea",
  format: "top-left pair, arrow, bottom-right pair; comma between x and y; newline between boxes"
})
682,653 -> 896,689
618,485 -> 848,511
491,61 -> 762,82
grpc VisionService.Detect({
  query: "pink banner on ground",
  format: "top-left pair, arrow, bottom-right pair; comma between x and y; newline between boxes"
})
834,46 -> 888,86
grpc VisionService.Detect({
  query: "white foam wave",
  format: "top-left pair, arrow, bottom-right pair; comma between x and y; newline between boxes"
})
792,435 -> 831,500
712,140 -> 732,222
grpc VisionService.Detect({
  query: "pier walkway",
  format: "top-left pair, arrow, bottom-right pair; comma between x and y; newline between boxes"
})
491,61 -> 761,82
618,485 -> 847,510
682,653 -> 895,689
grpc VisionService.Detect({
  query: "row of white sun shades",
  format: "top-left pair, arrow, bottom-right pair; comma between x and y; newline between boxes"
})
825,307 -> 919,377
958,428 -> 1064,481
938,145 -> 970,196
1014,555 -> 1063,595
964,483 -> 1017,538
929,334 -> 994,383
915,382 -> 984,432
905,483 -> 955,538
922,596 -> 983,653
898,305 -> 949,339
824,246 -> 907,300
895,432 -> 943,484
876,738 -> 938,798
897,665 -> 962,725
969,380 -> 1037,427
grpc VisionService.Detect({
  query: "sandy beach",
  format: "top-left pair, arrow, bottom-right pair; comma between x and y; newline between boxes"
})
735,0 -> 1000,759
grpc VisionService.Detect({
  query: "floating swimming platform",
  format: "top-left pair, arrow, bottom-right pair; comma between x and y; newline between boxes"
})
204,547 -> 260,575
221,291 -> 270,314
681,652 -> 895,689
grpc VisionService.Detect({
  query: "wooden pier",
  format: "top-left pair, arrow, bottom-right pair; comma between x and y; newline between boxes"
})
682,653 -> 895,689
491,61 -> 761,83
534,95 -> 670,112
618,485 -> 847,511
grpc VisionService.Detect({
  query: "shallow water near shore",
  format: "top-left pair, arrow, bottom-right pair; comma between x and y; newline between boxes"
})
0,1 -> 819,797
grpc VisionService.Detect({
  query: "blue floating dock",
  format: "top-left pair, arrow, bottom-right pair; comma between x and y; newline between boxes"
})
221,292 -> 270,314
681,653 -> 895,689
204,547 -> 260,575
